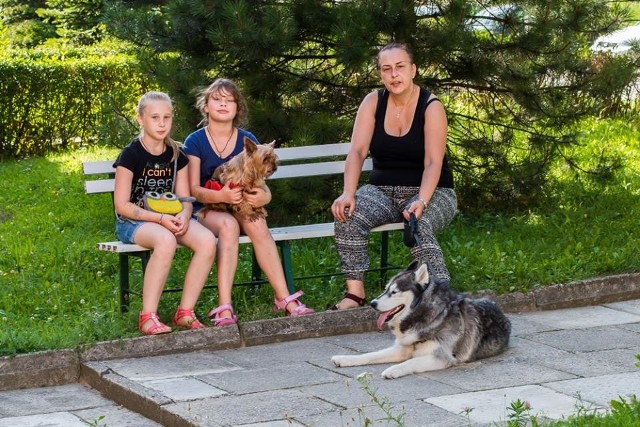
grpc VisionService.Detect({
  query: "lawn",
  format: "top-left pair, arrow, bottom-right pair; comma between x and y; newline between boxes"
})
0,116 -> 639,356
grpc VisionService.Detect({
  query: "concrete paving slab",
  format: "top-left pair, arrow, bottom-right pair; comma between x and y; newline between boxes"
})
164,388 -> 340,426
0,412 -> 90,427
521,325 -> 640,353
301,374 -> 464,408
621,322 -> 640,333
104,351 -> 243,381
421,358 -> 577,392
74,406 -> 163,427
141,377 -> 228,401
198,361 -> 345,394
545,371 -> 640,407
507,313 -> 556,335
514,305 -> 640,329
509,337 -> 640,377
323,331 -> 397,354
211,337 -> 354,369
425,384 -> 591,424
237,421 -> 306,427
0,384 -> 110,417
0,384 -> 162,427
299,400 -> 468,427
604,299 -> 640,315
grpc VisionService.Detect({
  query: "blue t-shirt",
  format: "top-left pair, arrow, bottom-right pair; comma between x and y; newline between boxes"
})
183,127 -> 259,210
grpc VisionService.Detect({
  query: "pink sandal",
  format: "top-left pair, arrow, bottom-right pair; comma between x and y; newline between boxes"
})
172,307 -> 205,330
207,304 -> 238,327
274,290 -> 315,316
139,312 -> 172,335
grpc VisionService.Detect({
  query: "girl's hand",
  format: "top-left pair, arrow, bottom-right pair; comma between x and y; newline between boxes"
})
159,214 -> 182,234
243,186 -> 270,207
173,211 -> 190,236
222,182 -> 243,205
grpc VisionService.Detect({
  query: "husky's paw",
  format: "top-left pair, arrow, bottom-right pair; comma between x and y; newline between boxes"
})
381,365 -> 410,379
332,355 -> 359,367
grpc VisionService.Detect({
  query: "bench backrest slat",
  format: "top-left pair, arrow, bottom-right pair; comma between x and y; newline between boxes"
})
83,142 -> 366,194
275,143 -> 351,161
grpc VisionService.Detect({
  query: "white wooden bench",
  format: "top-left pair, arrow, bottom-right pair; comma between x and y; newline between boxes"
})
83,143 -> 404,311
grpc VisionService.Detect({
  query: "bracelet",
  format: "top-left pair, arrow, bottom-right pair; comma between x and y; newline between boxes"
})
158,214 -> 164,224
418,198 -> 428,209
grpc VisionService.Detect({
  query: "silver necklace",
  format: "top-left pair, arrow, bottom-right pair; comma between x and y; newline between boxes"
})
391,84 -> 415,119
140,137 -> 166,156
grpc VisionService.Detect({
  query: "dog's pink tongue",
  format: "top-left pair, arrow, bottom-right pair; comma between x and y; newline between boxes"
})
377,310 -> 393,331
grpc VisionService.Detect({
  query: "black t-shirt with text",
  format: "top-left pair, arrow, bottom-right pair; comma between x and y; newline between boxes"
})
113,138 -> 189,208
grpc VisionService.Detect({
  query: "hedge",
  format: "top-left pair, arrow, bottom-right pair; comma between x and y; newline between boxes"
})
0,47 -> 153,159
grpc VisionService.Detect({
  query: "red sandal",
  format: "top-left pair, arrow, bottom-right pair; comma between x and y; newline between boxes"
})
274,290 -> 315,316
207,304 -> 238,327
138,312 -> 172,335
172,307 -> 205,330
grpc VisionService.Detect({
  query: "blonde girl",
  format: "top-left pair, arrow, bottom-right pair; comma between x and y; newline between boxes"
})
113,91 -> 216,335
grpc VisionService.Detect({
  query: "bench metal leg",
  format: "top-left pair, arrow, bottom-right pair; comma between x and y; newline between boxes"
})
118,254 -> 130,313
277,241 -> 296,294
251,249 -> 262,292
118,251 -> 150,313
380,231 -> 390,285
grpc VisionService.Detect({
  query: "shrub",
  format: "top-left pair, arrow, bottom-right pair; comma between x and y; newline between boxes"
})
0,44 -> 153,159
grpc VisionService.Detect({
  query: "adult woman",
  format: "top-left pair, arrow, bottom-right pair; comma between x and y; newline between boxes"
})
184,79 -> 314,324
330,43 -> 457,310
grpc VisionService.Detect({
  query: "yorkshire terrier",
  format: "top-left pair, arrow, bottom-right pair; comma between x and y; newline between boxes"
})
200,137 -> 278,222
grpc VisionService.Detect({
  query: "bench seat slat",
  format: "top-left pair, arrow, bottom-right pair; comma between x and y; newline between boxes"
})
95,221 -> 404,253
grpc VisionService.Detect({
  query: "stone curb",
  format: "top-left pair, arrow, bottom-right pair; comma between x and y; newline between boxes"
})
1,272 -> 639,392
80,360 -> 194,427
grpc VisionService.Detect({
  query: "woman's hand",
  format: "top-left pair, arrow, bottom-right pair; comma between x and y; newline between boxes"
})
332,193 -> 356,222
403,199 -> 426,221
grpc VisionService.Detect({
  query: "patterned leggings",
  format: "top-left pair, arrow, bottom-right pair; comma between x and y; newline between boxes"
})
334,185 -> 457,282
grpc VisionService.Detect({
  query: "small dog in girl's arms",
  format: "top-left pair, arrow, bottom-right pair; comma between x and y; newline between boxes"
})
200,137 -> 278,221
331,261 -> 511,379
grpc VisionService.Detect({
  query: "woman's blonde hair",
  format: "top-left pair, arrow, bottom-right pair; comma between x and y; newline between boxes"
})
136,91 -> 181,161
195,78 -> 248,128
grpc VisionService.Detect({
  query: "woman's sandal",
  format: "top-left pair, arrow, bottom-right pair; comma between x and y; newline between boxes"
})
274,290 -> 315,316
138,312 -> 172,335
207,304 -> 238,327
327,293 -> 367,311
172,307 -> 205,330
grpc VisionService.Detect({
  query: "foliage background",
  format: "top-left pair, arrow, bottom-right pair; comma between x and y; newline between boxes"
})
0,1 -> 639,356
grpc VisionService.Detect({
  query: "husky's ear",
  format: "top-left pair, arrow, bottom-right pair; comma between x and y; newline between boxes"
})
414,263 -> 430,288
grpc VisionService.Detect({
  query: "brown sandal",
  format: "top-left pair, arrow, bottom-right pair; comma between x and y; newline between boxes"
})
328,293 -> 367,311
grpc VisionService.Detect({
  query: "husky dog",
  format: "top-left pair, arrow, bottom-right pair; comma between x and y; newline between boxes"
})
332,262 -> 511,379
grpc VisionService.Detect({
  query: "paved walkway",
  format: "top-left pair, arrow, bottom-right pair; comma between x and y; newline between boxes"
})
0,299 -> 639,427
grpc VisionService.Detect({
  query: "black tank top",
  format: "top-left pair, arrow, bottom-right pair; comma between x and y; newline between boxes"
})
369,87 -> 454,188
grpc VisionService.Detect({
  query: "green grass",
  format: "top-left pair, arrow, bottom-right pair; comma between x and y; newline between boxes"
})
0,116 -> 639,356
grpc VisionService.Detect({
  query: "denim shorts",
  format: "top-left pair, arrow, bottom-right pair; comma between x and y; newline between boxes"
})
115,217 -> 145,244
